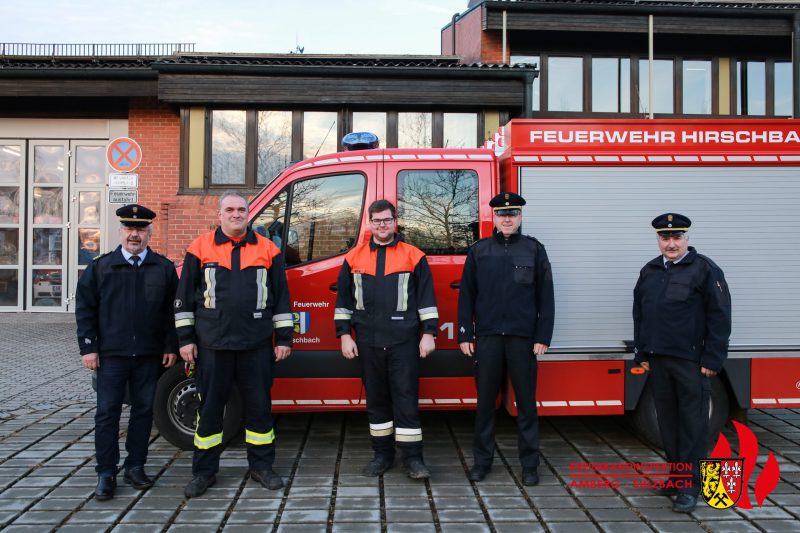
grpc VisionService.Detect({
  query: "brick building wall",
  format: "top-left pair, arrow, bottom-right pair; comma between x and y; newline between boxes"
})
441,7 -> 506,65
128,97 -> 219,262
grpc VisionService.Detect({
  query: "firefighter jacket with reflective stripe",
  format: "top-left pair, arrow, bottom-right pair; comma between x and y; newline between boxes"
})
175,227 -> 293,350
458,231 -> 555,344
76,246 -> 179,357
335,235 -> 438,347
633,247 -> 731,372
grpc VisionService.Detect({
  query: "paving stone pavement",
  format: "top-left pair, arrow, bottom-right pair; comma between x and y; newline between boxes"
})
1,313 -> 799,532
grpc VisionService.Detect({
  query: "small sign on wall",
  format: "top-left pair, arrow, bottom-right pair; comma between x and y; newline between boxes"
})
108,189 -> 139,204
108,173 -> 138,188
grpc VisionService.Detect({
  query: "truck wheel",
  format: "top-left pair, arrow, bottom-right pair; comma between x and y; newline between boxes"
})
627,376 -> 730,452
153,364 -> 244,450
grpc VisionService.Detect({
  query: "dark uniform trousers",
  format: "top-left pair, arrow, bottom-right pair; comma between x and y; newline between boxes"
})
474,336 -> 540,469
360,338 -> 423,460
95,355 -> 161,476
193,346 -> 276,477
649,354 -> 709,496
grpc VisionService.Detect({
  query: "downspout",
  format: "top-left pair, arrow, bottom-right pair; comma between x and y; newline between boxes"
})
523,70 -> 537,118
648,14 -> 654,119
502,10 -> 507,64
451,13 -> 459,56
794,13 -> 800,118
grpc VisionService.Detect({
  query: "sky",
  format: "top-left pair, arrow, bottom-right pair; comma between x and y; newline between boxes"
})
1,0 -> 470,55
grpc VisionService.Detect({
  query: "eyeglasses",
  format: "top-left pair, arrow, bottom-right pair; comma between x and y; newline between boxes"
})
370,217 -> 395,226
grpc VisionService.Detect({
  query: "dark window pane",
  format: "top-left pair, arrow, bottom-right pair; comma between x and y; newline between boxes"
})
33,228 -> 62,265
286,174 -> 364,265
0,269 -> 19,306
397,169 -> 479,255
211,110 -> 247,185
638,59 -> 674,114
548,57 -> 583,112
257,111 -> 292,185
737,61 -> 766,116
592,58 -> 630,113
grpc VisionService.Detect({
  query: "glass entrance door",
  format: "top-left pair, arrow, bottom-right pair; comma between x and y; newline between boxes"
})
66,141 -> 107,312
0,141 -> 24,310
27,141 -> 69,311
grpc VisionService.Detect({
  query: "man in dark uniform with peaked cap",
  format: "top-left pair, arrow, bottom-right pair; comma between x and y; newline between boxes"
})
633,213 -> 731,513
458,192 -> 555,486
76,204 -> 178,501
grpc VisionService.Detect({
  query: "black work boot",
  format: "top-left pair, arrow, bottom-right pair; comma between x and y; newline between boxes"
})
404,457 -> 430,480
362,455 -> 394,477
250,468 -> 284,490
184,475 -> 216,499
468,464 -> 491,482
521,467 -> 539,486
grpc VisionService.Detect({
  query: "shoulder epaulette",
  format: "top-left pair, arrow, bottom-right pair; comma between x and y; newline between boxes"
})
523,235 -> 543,247
696,253 -> 723,272
93,251 -> 113,262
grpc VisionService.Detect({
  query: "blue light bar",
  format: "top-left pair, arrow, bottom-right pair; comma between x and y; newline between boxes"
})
342,131 -> 380,151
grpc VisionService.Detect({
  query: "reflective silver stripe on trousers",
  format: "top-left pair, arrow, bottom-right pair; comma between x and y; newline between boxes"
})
418,306 -> 439,321
334,307 -> 353,320
369,420 -> 394,437
203,268 -> 216,308
396,272 -> 410,312
395,427 -> 422,442
354,273 -> 364,310
256,268 -> 269,310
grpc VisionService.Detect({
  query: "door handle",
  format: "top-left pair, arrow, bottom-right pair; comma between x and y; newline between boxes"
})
329,283 -> 338,292
450,281 -> 460,289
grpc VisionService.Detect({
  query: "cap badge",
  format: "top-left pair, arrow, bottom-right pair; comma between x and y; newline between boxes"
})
132,206 -> 138,213
668,223 -> 673,227
504,193 -> 510,200
667,214 -> 673,222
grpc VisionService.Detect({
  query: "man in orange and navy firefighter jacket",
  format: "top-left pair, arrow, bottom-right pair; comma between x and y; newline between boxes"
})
174,191 -> 293,499
334,199 -> 438,480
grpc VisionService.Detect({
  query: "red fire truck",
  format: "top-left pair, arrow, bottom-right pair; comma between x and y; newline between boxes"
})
154,119 -> 800,451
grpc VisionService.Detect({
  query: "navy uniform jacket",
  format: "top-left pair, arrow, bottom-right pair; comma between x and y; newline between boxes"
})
76,246 -> 179,357
334,235 -> 439,347
633,247 -> 732,372
458,231 -> 555,344
174,227 -> 294,351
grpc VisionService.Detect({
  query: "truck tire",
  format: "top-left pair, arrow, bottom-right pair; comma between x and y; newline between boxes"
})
153,364 -> 244,450
627,376 -> 730,452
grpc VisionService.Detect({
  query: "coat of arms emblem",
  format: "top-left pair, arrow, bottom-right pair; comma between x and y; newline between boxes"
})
700,458 -> 744,509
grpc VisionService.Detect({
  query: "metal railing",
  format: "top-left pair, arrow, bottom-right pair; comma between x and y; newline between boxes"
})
0,43 -> 195,58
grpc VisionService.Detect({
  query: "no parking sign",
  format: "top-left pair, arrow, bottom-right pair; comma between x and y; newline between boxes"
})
106,137 -> 142,172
